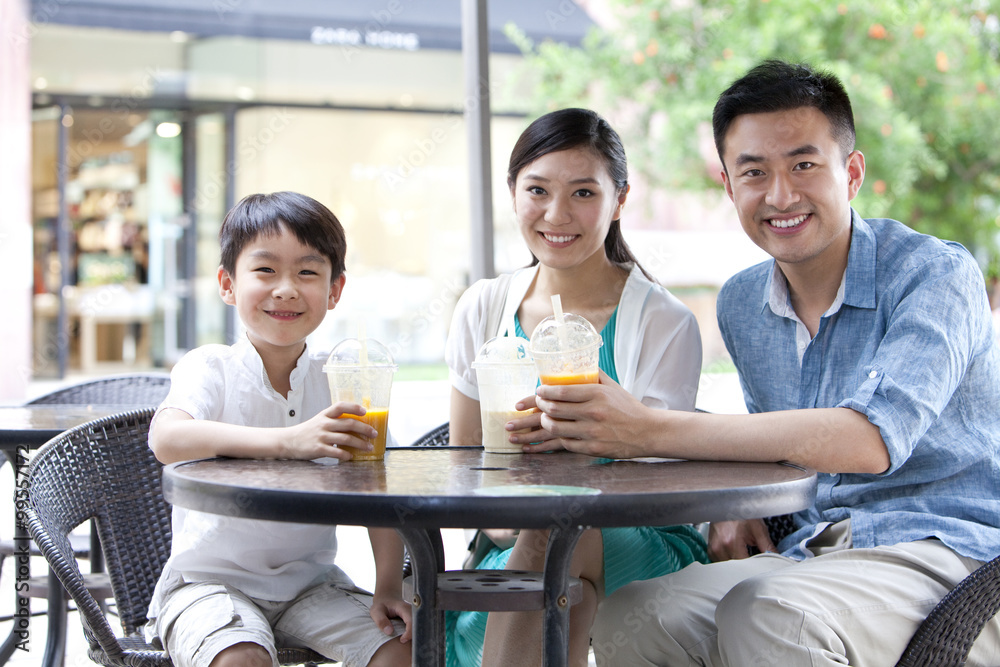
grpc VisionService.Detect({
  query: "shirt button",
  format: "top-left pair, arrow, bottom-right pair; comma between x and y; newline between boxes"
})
868,371 -> 877,379
289,409 -> 296,417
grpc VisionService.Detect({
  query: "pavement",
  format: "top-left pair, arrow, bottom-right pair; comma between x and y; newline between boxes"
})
0,374 -> 746,665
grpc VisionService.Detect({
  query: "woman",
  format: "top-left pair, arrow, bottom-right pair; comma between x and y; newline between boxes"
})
444,108 -> 709,666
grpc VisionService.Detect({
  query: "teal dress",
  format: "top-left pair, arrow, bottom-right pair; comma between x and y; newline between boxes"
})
445,309 -> 710,667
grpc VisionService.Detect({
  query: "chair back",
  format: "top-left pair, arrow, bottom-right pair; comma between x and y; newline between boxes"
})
27,373 -> 171,406
410,422 -> 450,447
25,408 -> 170,652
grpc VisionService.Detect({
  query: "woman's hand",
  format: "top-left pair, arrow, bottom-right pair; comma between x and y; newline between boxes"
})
512,371 -> 653,458
503,395 -> 558,450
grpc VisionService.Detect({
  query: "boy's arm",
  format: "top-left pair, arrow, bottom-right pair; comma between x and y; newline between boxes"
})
149,404 -> 378,464
367,527 -> 412,641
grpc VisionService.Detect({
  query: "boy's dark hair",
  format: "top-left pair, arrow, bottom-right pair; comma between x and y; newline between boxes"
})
712,59 -> 856,168
507,107 -> 653,281
219,191 -> 346,280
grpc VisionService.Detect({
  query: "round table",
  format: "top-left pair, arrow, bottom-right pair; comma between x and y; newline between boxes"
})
164,448 -> 817,667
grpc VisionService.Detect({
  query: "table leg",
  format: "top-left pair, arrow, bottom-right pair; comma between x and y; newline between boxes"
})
542,526 -> 585,667
41,569 -> 66,667
395,527 -> 446,667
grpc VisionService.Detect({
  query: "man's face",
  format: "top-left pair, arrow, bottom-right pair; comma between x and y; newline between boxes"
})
720,106 -> 865,273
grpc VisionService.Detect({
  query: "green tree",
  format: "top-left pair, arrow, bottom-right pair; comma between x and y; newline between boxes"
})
509,0 -> 1000,269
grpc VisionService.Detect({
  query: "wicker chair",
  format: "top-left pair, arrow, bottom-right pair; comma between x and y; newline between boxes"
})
24,408 -> 332,666
895,553 -> 1000,666
408,422 -> 450,448
10,373 -> 173,662
25,373 -> 171,406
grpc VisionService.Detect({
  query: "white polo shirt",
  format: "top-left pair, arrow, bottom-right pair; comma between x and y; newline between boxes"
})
148,336 -> 354,615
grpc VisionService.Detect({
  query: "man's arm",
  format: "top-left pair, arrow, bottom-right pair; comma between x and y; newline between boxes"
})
515,374 -> 889,474
149,404 -> 378,464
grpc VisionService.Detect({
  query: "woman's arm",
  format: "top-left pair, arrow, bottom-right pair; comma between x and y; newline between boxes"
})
449,387 -> 484,447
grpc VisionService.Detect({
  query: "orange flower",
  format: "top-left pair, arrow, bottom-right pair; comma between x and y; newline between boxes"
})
916,75 -> 927,88
881,123 -> 893,137
646,40 -> 659,57
868,23 -> 887,39
665,72 -> 679,85
883,85 -> 893,100
632,51 -> 646,65
873,180 -> 887,195
913,23 -> 926,38
837,4 -> 848,15
936,51 -> 949,72
650,9 -> 660,21
723,48 -> 733,59
976,81 -> 988,94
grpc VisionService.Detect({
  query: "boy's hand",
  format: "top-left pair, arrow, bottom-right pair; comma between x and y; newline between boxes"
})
280,402 -> 378,460
370,591 -> 412,643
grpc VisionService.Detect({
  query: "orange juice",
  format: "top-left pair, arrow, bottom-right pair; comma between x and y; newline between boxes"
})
539,370 -> 599,385
341,407 -> 389,461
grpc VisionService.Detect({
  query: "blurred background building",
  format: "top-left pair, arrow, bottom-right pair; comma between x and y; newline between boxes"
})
5,0 -> 764,400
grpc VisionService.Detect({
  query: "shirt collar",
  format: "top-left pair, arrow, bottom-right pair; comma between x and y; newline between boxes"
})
765,264 -> 846,323
760,208 -> 875,316
843,209 -> 877,309
234,334 -> 311,394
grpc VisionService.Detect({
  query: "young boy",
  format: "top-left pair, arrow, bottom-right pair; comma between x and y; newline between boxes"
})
145,191 -> 412,667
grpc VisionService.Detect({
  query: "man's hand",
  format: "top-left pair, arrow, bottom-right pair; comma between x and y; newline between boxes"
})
512,371 -> 651,458
708,519 -> 776,561
279,402 -> 377,461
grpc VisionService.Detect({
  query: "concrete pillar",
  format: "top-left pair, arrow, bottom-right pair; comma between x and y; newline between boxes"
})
0,0 -> 33,400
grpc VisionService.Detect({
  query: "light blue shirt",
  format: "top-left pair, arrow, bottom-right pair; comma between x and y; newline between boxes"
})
717,211 -> 1000,562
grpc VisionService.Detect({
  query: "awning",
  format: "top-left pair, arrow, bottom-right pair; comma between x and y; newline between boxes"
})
29,0 -> 595,53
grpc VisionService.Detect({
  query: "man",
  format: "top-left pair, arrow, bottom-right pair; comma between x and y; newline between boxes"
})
510,60 -> 1000,665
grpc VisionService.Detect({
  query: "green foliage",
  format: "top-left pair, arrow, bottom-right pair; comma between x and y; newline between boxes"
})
508,0 -> 1000,264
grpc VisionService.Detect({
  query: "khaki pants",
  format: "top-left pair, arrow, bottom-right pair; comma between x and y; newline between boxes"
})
591,525 -> 999,666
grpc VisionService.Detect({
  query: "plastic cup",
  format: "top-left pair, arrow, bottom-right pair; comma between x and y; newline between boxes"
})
472,337 -> 538,453
323,338 -> 397,461
529,313 -> 602,386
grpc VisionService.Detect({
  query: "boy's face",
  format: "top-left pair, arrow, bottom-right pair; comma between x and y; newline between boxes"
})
218,225 -> 344,354
720,106 -> 865,274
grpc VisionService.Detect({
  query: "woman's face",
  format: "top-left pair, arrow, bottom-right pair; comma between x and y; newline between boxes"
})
511,147 -> 627,271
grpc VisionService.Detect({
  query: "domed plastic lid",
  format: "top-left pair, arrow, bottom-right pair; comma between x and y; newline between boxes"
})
323,338 -> 397,369
529,313 -> 602,355
472,336 -> 533,367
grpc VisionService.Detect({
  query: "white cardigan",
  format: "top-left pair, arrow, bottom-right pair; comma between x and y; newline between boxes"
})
445,264 -> 702,411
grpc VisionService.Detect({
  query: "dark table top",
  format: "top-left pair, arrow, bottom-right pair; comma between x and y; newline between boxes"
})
0,405 -> 124,449
164,448 -> 817,530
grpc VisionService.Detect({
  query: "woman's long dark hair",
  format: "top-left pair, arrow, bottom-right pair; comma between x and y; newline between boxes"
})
507,108 -> 653,281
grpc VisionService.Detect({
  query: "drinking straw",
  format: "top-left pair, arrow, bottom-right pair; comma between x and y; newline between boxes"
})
358,321 -> 369,367
551,294 -> 565,325
358,322 -> 371,406
551,294 -> 570,348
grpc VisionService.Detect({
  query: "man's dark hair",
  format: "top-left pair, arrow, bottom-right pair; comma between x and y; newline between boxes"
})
219,191 -> 347,280
712,59 -> 856,168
